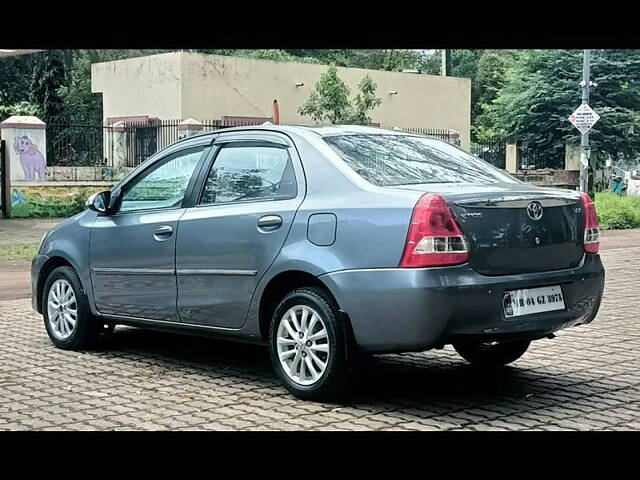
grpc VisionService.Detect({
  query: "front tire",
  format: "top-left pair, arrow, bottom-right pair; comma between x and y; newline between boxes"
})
43,266 -> 100,350
453,339 -> 530,367
269,287 -> 349,401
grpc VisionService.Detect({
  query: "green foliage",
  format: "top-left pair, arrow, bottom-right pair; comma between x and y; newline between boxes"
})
0,55 -> 36,105
594,193 -> 640,230
484,50 -> 640,161
473,50 -> 521,140
0,101 -> 39,121
58,52 -> 102,124
284,50 -> 428,71
351,75 -> 383,125
200,49 -> 430,72
12,190 -> 89,218
298,66 -> 353,124
1,49 -> 173,126
421,50 -> 521,142
29,51 -> 67,122
298,67 -> 381,125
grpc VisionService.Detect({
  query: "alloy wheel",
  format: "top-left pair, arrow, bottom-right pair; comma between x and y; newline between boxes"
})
276,305 -> 330,386
47,279 -> 78,340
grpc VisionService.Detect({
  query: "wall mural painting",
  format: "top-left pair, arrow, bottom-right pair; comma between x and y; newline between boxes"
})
14,136 -> 46,181
11,188 -> 27,206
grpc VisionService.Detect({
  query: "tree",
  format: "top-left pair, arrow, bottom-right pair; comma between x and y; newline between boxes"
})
485,50 -> 640,161
297,67 -> 381,125
473,50 -> 521,141
29,51 -> 67,122
0,55 -> 36,105
0,101 -> 39,121
58,51 -> 102,124
298,66 -> 353,124
285,49 -> 428,71
351,75 -> 382,125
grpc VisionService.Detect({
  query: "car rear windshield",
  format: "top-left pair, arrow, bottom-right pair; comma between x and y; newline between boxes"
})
323,134 -> 517,186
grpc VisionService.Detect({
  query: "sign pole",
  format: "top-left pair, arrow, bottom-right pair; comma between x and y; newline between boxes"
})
580,49 -> 590,193
441,50 -> 450,76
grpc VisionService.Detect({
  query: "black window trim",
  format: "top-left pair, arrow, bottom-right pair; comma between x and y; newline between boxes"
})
194,141 -> 298,208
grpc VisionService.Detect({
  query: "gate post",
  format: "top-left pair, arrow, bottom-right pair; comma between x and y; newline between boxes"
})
110,121 -> 127,169
178,118 -> 203,140
505,139 -> 519,173
565,144 -> 581,171
0,116 -> 47,183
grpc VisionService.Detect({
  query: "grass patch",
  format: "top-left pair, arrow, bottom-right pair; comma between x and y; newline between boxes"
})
0,242 -> 38,261
595,192 -> 640,230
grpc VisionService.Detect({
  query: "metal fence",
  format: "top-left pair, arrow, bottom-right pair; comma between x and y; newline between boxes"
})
45,120 -> 572,171
45,121 -> 466,168
471,139 -> 507,169
470,138 -> 566,171
397,127 -> 461,146
47,123 -> 111,167
518,142 -> 565,170
118,118 -> 272,167
46,118 -> 285,168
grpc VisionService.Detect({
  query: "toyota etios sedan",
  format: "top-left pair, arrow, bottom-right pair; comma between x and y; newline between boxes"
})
33,125 -> 605,400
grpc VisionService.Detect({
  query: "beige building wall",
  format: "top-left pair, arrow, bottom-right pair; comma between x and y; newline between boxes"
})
92,52 -> 472,149
91,53 -> 183,121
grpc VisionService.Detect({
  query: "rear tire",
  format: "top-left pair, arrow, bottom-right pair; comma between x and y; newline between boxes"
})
42,266 -> 100,350
453,339 -> 530,367
269,287 -> 349,401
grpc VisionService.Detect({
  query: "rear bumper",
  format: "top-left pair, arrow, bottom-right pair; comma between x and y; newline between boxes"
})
319,254 -> 605,353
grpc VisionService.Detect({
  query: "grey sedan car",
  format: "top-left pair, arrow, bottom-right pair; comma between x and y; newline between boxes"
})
32,125 -> 605,400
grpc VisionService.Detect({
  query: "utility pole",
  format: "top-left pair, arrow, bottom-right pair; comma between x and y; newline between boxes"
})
580,49 -> 590,193
441,50 -> 450,76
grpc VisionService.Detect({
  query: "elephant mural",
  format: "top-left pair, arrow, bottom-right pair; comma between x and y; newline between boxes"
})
14,136 -> 46,181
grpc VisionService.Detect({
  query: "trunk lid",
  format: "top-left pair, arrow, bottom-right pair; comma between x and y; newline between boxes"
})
388,183 -> 584,276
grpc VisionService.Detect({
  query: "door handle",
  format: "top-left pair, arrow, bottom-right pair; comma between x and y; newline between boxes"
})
257,215 -> 283,231
153,225 -> 173,241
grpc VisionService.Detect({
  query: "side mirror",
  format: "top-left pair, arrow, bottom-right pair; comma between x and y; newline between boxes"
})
86,191 -> 111,214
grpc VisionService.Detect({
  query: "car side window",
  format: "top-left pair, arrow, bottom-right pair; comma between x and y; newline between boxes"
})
199,144 -> 297,205
119,147 -> 204,214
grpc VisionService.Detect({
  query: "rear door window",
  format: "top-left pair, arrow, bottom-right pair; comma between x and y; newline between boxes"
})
323,134 -> 518,186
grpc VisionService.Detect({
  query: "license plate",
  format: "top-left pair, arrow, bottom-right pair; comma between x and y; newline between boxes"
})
502,285 -> 565,318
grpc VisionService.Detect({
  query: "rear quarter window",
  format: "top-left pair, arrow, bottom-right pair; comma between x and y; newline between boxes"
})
323,134 -> 518,186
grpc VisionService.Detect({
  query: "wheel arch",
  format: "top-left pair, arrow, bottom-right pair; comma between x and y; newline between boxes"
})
258,270 -> 348,342
36,255 -> 78,313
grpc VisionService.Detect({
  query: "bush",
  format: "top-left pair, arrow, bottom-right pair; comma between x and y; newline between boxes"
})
594,193 -> 640,230
11,189 -> 90,218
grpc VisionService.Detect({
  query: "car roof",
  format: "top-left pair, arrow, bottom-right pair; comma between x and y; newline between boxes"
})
172,124 -> 416,145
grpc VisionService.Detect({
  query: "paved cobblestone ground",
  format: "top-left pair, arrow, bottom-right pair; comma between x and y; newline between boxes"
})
1,246 -> 638,431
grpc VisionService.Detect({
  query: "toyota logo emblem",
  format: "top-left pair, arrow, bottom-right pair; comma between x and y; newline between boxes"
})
527,201 -> 543,221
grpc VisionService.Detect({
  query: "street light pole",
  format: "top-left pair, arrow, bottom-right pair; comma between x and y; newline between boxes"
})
441,50 -> 450,76
580,49 -> 591,193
